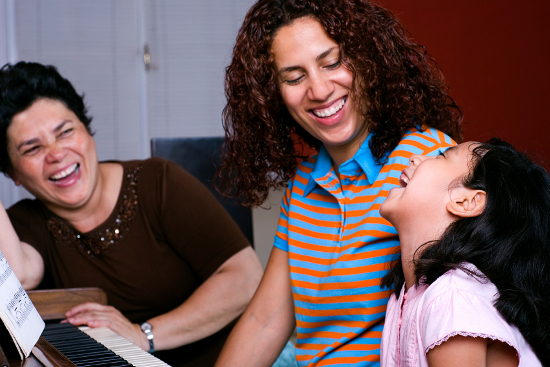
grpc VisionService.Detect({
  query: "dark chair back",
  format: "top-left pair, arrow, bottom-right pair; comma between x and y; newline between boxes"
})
150,137 -> 253,246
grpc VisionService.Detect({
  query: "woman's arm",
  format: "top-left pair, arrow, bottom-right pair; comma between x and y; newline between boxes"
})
214,247 -> 296,367
65,245 -> 263,351
0,200 -> 44,289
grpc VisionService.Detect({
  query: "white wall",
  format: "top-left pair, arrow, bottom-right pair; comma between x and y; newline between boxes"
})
0,0 -> 31,207
0,0 -> 280,268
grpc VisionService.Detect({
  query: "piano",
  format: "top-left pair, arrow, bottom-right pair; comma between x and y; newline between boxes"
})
2,323 -> 170,367
0,288 -> 170,366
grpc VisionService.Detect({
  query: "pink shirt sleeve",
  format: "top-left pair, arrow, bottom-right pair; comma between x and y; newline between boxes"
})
419,267 -> 521,354
381,266 -> 541,366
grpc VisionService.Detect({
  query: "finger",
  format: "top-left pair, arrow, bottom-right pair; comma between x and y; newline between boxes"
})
67,309 -> 127,330
66,310 -> 115,325
65,302 -> 110,317
65,305 -> 141,347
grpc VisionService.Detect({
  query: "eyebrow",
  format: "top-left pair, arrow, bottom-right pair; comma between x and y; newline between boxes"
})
277,46 -> 339,74
16,120 -> 70,151
443,146 -> 458,156
316,46 -> 338,62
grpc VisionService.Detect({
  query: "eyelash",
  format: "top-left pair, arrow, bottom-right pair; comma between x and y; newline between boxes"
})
21,128 -> 74,155
438,152 -> 446,157
286,75 -> 304,85
326,60 -> 341,69
284,59 -> 342,85
60,128 -> 73,136
23,146 -> 39,155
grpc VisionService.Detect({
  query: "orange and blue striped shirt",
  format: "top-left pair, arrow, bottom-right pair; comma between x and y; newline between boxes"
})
274,127 -> 455,366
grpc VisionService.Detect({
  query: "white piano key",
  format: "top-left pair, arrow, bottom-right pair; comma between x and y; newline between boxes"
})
79,326 -> 171,367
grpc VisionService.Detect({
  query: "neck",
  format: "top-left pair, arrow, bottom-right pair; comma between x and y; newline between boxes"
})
326,126 -> 370,177
396,219 -> 452,291
398,236 -> 424,291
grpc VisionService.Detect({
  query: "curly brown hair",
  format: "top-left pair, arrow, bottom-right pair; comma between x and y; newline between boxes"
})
217,0 -> 463,207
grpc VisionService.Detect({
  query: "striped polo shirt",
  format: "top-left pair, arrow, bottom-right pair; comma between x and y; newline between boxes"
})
274,127 -> 455,366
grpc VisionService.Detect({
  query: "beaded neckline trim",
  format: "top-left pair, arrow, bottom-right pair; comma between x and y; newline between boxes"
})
46,164 -> 142,258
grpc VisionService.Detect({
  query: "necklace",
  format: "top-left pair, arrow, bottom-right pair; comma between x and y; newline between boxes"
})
46,164 -> 142,258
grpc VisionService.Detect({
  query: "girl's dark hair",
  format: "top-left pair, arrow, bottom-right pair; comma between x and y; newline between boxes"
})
0,61 -> 93,174
382,138 -> 550,364
217,0 -> 463,207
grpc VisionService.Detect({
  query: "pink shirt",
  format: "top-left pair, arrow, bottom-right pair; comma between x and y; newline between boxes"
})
380,264 -> 541,367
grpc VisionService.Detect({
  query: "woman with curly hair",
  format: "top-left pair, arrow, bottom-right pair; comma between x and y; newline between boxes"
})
215,0 -> 463,366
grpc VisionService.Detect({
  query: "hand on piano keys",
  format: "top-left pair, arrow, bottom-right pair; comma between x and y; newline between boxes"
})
35,323 -> 170,367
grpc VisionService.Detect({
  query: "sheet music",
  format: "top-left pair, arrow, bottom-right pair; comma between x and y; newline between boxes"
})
0,250 -> 44,359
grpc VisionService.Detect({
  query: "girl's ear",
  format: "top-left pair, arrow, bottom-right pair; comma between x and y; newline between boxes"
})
446,188 -> 486,218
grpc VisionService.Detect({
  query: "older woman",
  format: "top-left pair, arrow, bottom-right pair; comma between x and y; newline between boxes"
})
214,0 -> 463,366
0,61 -> 263,367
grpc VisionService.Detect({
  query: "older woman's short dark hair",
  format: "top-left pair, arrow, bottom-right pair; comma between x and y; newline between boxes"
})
0,61 -> 93,174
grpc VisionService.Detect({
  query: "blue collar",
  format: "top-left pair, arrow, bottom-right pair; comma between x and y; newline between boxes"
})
303,132 -> 384,196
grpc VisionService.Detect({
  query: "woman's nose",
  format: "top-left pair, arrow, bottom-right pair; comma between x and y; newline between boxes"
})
45,143 -> 65,163
307,74 -> 333,101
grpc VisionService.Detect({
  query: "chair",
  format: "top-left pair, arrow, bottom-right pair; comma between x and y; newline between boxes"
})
27,287 -> 107,321
150,137 -> 254,246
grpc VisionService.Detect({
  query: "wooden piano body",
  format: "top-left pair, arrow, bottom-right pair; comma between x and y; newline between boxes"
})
0,288 -> 170,367
1,336 -> 77,367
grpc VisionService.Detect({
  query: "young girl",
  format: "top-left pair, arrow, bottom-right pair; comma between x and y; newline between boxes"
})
379,139 -> 549,366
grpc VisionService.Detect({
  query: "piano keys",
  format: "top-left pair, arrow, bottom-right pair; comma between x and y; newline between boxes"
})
36,323 -> 170,367
80,327 -> 170,367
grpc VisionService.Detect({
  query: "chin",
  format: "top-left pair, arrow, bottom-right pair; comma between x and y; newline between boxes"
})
379,201 -> 401,226
379,203 -> 390,221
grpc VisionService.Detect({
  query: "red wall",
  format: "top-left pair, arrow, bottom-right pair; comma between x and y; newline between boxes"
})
382,0 -> 550,168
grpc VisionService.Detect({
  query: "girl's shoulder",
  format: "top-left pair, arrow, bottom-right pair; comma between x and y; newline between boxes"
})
419,264 -> 542,366
423,263 -> 497,303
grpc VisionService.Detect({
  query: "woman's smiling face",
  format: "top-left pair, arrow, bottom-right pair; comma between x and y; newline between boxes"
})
380,142 -> 480,230
271,17 -> 369,166
7,98 -> 100,212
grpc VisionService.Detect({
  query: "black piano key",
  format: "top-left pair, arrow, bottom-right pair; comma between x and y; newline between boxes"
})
50,345 -> 127,361
45,342 -> 108,351
42,323 -> 134,367
52,349 -> 131,366
69,356 -> 132,366
55,349 -> 120,360
47,341 -> 119,354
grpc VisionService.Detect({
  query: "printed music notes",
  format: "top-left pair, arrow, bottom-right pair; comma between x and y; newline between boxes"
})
0,250 -> 44,359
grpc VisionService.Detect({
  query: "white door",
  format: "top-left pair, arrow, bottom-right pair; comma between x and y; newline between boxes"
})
0,0 -> 253,207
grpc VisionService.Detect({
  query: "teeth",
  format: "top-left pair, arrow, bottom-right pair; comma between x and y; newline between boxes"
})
50,163 -> 78,181
399,173 -> 409,187
313,98 -> 345,118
